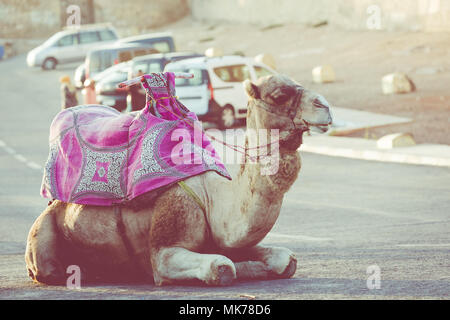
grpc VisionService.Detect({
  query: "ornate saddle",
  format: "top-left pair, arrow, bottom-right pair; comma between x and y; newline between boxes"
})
41,72 -> 230,206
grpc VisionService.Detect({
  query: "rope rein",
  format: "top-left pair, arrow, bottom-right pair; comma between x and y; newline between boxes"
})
130,73 -> 306,162
150,96 -> 279,162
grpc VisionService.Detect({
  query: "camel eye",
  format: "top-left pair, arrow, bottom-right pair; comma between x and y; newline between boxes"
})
273,94 -> 289,104
268,86 -> 297,105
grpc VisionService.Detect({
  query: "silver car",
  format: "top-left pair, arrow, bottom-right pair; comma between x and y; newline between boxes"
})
26,24 -> 118,70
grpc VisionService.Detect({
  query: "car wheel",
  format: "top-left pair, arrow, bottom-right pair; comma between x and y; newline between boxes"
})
218,105 -> 235,129
42,58 -> 57,70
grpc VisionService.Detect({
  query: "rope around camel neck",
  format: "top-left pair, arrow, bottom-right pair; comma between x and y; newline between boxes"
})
147,95 -> 285,162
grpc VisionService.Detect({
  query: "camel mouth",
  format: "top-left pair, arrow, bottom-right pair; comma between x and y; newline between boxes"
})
310,123 -> 331,133
303,121 -> 331,134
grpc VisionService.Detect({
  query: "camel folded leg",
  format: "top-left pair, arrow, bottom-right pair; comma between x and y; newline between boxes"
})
25,203 -> 65,285
227,245 -> 297,280
151,247 -> 237,286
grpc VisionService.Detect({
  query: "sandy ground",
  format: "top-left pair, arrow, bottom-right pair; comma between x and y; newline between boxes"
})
152,17 -> 450,145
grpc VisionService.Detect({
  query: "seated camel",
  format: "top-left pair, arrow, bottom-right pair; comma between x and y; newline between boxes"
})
25,74 -> 332,286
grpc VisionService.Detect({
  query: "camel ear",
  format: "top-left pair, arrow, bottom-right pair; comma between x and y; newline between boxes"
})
244,80 -> 260,99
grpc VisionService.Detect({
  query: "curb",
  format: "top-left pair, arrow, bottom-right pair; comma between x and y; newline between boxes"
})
300,137 -> 450,167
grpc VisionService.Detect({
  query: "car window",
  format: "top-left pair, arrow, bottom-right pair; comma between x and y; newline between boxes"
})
88,52 -> 101,72
102,70 -> 128,84
132,62 -> 148,75
44,33 -> 64,47
133,61 -> 164,76
102,51 -> 113,70
149,62 -> 162,73
89,50 -> 113,72
79,31 -> 100,44
152,41 -> 170,53
99,30 -> 117,41
57,35 -> 75,47
213,64 -> 250,82
172,68 -> 204,86
254,66 -> 273,79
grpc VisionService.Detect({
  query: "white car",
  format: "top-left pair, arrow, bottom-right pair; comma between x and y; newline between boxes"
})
164,55 -> 276,128
26,24 -> 118,70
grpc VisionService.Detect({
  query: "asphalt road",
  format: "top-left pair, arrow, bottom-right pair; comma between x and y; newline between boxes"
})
0,55 -> 449,300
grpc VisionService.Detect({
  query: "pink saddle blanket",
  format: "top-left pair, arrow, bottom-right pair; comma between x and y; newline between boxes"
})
41,72 -> 231,206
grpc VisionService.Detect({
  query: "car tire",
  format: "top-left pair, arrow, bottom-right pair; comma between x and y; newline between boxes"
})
42,58 -> 57,70
218,105 -> 236,129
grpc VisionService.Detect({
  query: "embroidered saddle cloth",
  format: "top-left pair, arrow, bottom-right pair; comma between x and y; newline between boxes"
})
41,72 -> 231,206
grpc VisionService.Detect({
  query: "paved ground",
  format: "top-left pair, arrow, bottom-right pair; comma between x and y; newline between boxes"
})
301,135 -> 450,167
0,55 -> 449,300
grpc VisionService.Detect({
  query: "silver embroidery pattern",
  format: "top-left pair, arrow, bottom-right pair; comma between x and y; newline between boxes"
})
189,142 -> 228,177
145,73 -> 167,88
190,142 -> 216,165
69,104 -> 121,116
72,147 -> 127,200
133,127 -> 164,182
43,140 -> 60,199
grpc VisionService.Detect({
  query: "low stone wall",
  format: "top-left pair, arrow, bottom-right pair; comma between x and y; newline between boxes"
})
94,0 -> 190,37
0,0 -> 61,39
0,0 -> 190,39
190,0 -> 450,32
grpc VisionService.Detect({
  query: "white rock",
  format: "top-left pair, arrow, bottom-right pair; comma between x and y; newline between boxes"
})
377,133 -> 416,149
312,65 -> 335,83
254,53 -> 276,70
205,47 -> 223,57
381,73 -> 415,94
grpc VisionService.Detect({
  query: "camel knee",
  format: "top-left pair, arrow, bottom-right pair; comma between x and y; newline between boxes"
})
25,205 -> 64,284
27,263 -> 65,285
26,240 -> 65,285
26,243 -> 65,285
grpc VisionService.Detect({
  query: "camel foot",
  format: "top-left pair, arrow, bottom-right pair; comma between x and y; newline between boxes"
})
206,263 -> 236,286
274,255 -> 297,279
227,245 -> 298,280
152,247 -> 237,286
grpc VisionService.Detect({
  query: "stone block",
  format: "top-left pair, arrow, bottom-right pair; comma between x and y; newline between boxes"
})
205,47 -> 223,57
312,65 -> 335,83
382,72 -> 415,94
377,133 -> 416,149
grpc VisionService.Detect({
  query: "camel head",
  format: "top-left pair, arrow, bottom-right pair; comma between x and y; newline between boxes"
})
244,74 -> 333,150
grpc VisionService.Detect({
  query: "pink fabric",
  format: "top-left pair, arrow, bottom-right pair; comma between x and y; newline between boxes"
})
41,72 -> 231,206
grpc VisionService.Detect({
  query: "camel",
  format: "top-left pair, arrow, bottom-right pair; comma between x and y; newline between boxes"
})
25,74 -> 332,286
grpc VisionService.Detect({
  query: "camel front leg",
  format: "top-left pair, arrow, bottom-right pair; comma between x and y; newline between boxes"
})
151,247 -> 236,286
227,245 -> 297,281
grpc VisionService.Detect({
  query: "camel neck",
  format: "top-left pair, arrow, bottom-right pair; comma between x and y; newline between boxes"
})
226,135 -> 301,247
206,106 -> 301,249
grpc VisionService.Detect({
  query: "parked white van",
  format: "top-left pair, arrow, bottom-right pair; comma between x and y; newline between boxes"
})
164,55 -> 276,128
26,24 -> 118,70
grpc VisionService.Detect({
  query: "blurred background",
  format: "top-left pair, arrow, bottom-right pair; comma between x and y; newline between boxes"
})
1,0 -> 449,144
0,1 -> 449,299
